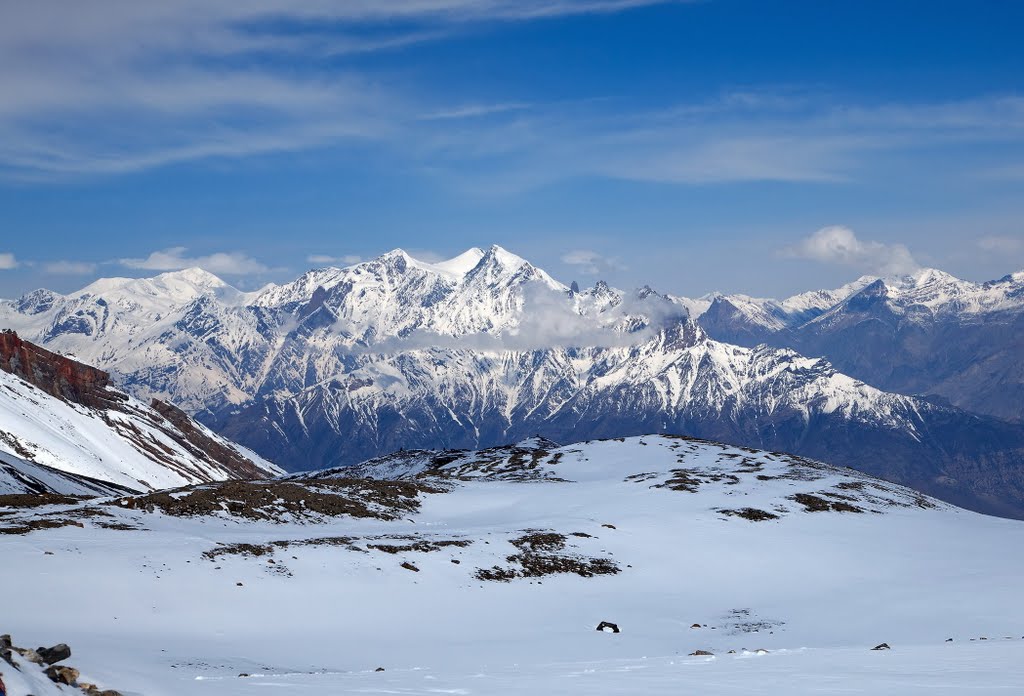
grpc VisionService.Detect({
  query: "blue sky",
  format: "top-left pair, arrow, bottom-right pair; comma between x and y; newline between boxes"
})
1,0 -> 1023,298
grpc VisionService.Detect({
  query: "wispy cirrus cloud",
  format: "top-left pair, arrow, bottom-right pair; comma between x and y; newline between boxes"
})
0,1 -> 683,179
561,249 -> 623,275
308,254 -> 363,266
977,236 -> 1024,253
120,247 -> 268,275
42,260 -> 98,275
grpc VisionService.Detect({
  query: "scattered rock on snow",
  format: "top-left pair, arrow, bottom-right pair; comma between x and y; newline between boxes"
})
45,664 -> 80,685
689,650 -> 714,656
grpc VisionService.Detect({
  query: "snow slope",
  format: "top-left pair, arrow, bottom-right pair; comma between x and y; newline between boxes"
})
0,358 -> 281,494
2,435 -> 1024,694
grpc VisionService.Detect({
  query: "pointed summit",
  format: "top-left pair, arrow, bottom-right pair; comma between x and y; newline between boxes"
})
154,267 -> 229,289
433,248 -> 485,277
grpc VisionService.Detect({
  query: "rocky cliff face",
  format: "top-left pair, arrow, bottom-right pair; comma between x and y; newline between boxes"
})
0,329 -> 124,411
0,331 -> 280,492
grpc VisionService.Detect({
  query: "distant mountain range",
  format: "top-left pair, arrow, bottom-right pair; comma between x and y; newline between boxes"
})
1,246 -> 1022,516
689,268 -> 1024,423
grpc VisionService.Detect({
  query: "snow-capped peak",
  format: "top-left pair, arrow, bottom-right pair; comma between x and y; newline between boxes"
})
432,247 -> 486,277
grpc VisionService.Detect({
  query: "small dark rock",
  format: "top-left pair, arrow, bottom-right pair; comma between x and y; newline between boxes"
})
690,623 -> 702,629
871,643 -> 891,651
236,582 -> 244,586
238,673 -> 250,678
596,621 -> 620,634
451,559 -> 461,564
945,638 -> 953,642
375,667 -> 385,672
601,524 -> 616,529
689,650 -> 714,656
401,561 -> 419,572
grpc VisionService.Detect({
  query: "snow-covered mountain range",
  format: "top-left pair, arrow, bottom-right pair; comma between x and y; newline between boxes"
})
0,331 -> 280,494
688,268 -> 1024,422
1,246 -> 1022,516
4,435 -> 1024,694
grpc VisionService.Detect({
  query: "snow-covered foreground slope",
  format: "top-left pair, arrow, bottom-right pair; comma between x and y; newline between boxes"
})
0,332 -> 281,493
3,435 -> 1023,694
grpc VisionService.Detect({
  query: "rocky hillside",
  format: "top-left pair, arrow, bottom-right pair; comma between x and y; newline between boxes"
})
0,331 -> 280,493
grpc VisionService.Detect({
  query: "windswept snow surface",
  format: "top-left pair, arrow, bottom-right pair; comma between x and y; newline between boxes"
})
3,435 -> 1024,694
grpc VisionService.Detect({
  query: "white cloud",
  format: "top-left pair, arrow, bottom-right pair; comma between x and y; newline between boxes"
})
561,249 -> 621,275
307,254 -> 362,266
783,226 -> 920,276
0,253 -> 18,270
120,247 -> 268,275
420,103 -> 530,121
978,236 -> 1024,253
42,260 -> 97,275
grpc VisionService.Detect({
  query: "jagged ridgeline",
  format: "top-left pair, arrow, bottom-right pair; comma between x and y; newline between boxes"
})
2,248 -> 1024,516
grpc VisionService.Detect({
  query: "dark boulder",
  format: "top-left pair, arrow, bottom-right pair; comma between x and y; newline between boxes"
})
37,643 -> 71,665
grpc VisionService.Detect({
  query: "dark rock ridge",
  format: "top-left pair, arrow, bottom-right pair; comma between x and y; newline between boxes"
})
149,399 -> 269,480
0,330 -> 276,489
0,329 -> 124,410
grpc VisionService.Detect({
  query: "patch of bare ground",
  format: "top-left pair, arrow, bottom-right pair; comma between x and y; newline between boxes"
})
0,517 -> 84,535
0,493 -> 90,509
419,445 -> 571,482
475,530 -> 620,582
717,508 -> 780,522
109,477 -> 446,522
790,493 -> 864,513
203,534 -> 472,561
366,538 -> 471,554
650,468 -> 741,492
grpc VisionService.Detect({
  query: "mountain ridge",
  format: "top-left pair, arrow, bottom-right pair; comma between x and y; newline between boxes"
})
1,249 -> 1022,515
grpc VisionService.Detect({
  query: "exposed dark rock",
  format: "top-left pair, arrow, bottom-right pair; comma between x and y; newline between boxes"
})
36,643 -> 71,665
871,643 -> 891,651
44,664 -> 79,685
596,621 -> 620,634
